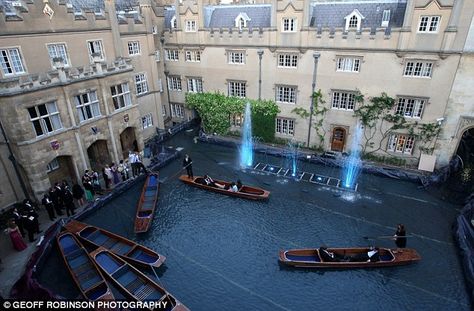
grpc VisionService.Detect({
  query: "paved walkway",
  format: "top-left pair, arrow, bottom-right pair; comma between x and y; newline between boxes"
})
0,200 -> 95,298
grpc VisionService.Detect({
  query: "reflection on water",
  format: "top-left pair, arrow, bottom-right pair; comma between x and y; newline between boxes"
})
37,132 -> 470,311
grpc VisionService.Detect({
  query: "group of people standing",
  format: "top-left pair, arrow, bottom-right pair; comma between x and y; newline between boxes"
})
5,199 -> 41,251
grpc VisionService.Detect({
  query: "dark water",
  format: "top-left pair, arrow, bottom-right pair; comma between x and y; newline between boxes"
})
37,130 -> 471,310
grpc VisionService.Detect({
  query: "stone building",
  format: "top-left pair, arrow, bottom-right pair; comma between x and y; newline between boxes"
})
0,0 -> 168,203
0,0 -> 473,206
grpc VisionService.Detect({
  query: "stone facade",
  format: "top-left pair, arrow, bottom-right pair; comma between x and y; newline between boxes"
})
0,0 -> 473,204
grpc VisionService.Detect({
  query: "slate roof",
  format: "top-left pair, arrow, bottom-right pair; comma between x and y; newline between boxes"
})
0,0 -> 139,14
204,5 -> 271,29
164,6 -> 176,28
310,0 -> 407,29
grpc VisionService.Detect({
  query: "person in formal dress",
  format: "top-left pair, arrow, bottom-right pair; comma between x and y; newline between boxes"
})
183,154 -> 193,178
5,220 -> 27,251
62,186 -> 75,217
11,207 -> 25,237
72,183 -> 85,207
394,224 -> 407,248
42,192 -> 56,221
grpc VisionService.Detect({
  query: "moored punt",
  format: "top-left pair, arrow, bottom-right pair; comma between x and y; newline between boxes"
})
135,173 -> 159,234
64,220 -> 165,268
90,247 -> 189,310
279,247 -> 421,268
56,232 -> 114,300
179,175 -> 270,201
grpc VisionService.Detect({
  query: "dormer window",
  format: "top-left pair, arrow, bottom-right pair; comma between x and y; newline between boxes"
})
344,9 -> 364,31
171,16 -> 177,29
235,12 -> 251,30
381,10 -> 390,27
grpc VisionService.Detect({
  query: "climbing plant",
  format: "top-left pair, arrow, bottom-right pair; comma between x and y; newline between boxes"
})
291,90 -> 328,149
354,92 -> 441,156
185,92 -> 279,142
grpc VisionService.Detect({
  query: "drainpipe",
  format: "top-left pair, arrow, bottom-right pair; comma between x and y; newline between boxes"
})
307,52 -> 320,148
0,119 -> 30,200
257,50 -> 264,100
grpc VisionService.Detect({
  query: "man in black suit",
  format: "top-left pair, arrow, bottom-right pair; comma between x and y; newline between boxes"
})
183,154 -> 193,178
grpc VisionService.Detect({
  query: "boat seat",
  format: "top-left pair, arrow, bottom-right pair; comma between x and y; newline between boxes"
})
144,190 -> 156,197
68,254 -> 89,269
85,230 -> 100,240
102,238 -> 117,249
65,248 -> 83,260
128,249 -> 157,263
78,269 -> 101,290
89,233 -> 108,245
140,201 -> 155,211
145,186 -> 157,191
112,265 -> 131,279
110,243 -> 133,255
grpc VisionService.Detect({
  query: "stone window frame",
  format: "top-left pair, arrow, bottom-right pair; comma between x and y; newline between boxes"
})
141,113 -> 153,129
227,80 -> 246,98
171,103 -> 185,118
186,76 -> 203,93
331,90 -> 357,111
28,101 -> 63,137
336,56 -> 362,73
278,53 -> 298,68
110,82 -> 132,110
227,50 -> 246,65
418,16 -> 441,33
165,49 -> 179,61
185,50 -> 201,62
403,60 -> 433,78
275,117 -> 295,136
134,72 -> 149,96
127,41 -> 141,56
46,42 -> 71,68
395,96 -> 427,119
74,90 -> 101,123
275,85 -> 297,104
282,17 -> 297,32
167,76 -> 182,91
387,133 -> 415,155
0,46 -> 26,77
87,39 -> 105,62
185,20 -> 197,32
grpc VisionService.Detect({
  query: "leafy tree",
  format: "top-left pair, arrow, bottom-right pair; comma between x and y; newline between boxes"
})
185,92 -> 279,142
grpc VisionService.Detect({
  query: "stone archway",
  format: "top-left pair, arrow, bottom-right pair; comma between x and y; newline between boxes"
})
87,140 -> 111,172
120,127 -> 137,160
331,127 -> 346,152
46,156 -> 77,186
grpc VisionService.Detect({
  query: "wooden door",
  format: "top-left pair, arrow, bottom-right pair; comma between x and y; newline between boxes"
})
331,128 -> 345,152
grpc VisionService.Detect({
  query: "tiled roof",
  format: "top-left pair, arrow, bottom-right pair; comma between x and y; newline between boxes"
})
310,1 -> 407,30
204,5 -> 271,29
0,0 -> 139,14
164,6 -> 175,28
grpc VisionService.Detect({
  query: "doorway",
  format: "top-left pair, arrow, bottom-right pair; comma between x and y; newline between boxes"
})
47,156 -> 77,186
120,127 -> 137,160
87,140 -> 111,172
331,127 -> 346,152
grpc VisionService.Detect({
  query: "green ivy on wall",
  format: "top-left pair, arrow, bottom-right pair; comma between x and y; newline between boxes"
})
291,90 -> 328,149
354,92 -> 442,156
185,92 -> 280,142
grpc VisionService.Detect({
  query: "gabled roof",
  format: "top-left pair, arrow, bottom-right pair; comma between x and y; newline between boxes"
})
0,0 -> 140,15
310,0 -> 407,29
164,6 -> 176,27
204,5 -> 271,29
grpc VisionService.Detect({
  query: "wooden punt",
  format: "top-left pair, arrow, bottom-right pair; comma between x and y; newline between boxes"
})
179,175 -> 270,201
279,247 -> 421,268
64,220 -> 165,268
56,232 -> 114,300
135,173 -> 159,234
90,247 -> 189,310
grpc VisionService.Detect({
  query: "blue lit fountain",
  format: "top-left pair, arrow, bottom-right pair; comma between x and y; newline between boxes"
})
239,102 -> 253,168
288,140 -> 299,177
342,124 -> 363,190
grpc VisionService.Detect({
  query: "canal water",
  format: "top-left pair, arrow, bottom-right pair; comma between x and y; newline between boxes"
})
37,130 -> 471,310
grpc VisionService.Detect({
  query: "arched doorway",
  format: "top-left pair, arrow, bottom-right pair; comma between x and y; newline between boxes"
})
47,156 -> 77,186
87,140 -> 111,172
331,127 -> 346,152
120,127 -> 137,160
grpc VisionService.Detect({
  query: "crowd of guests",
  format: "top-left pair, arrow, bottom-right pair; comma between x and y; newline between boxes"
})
4,199 -> 42,251
4,150 -> 149,252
